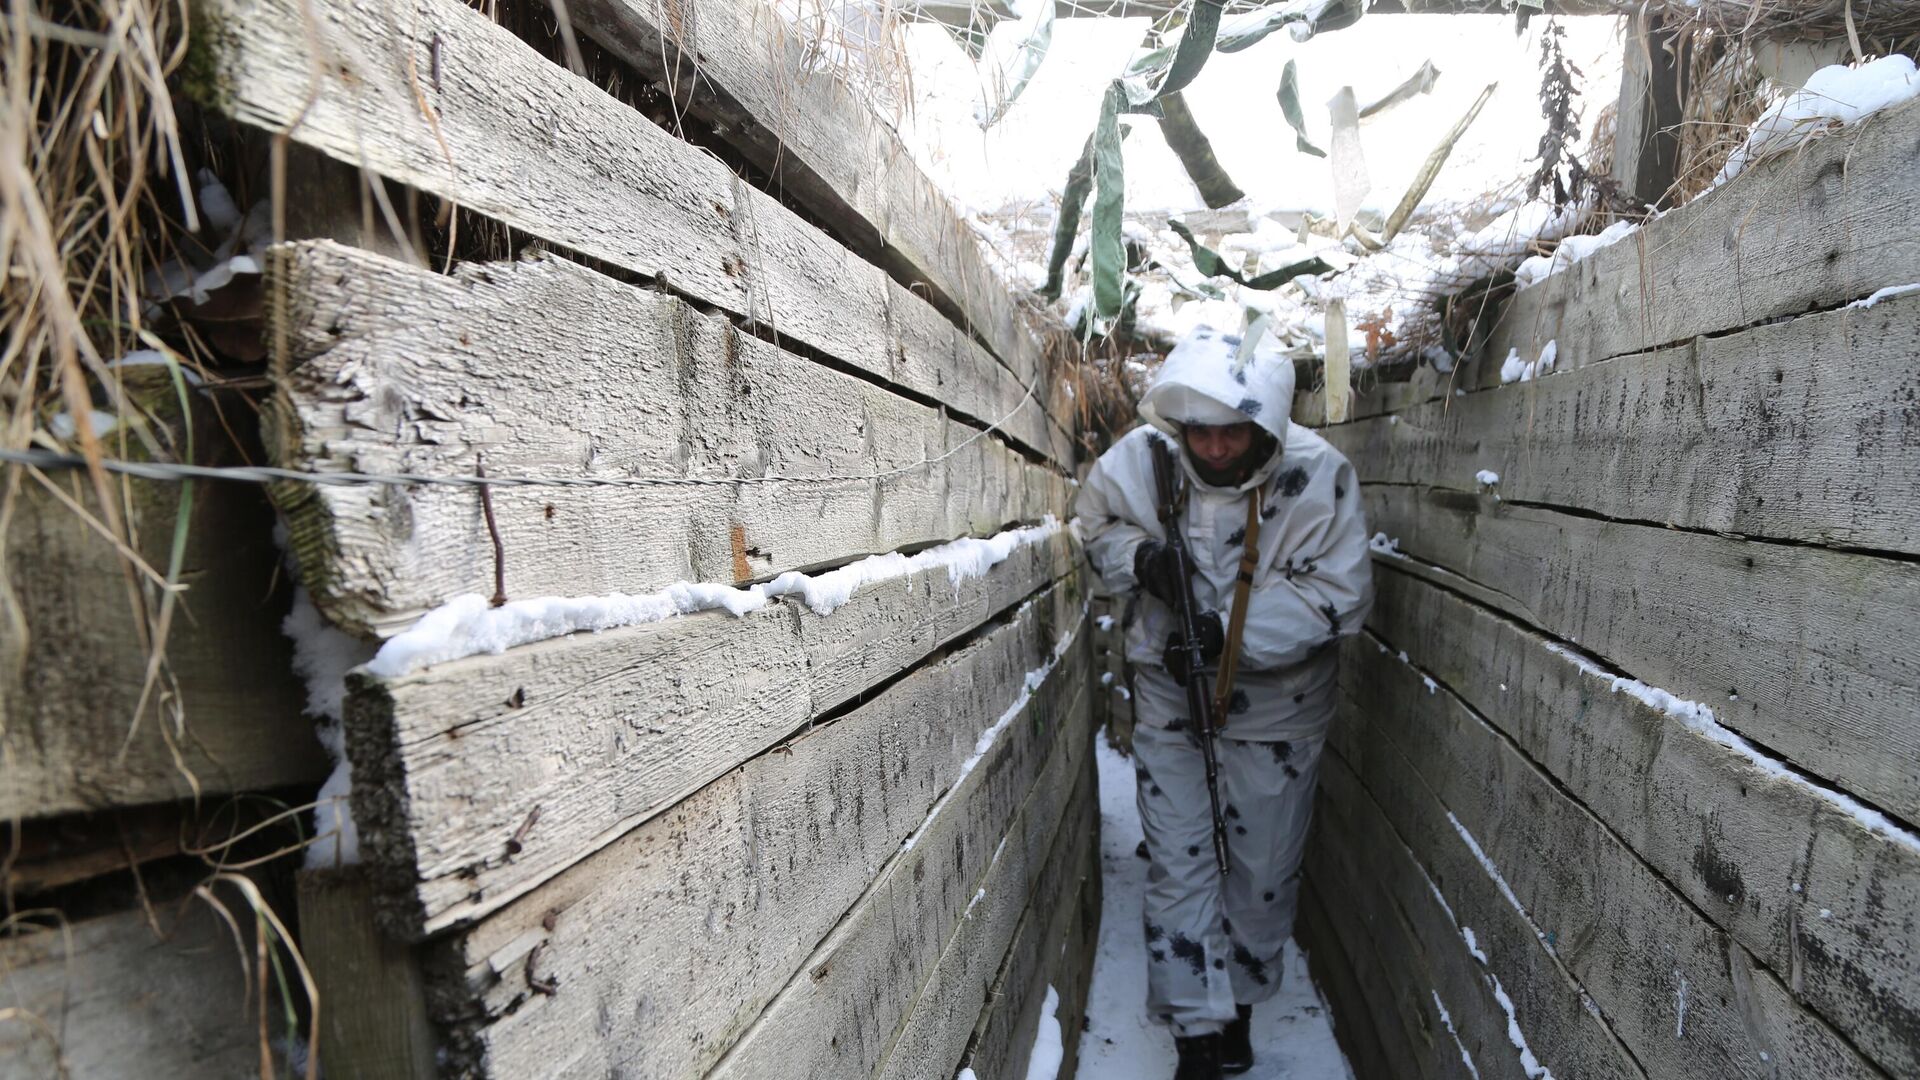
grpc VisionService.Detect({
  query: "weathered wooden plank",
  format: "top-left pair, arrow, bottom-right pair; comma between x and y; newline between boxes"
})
1363,484 -> 1920,824
1317,745 -> 1649,1080
1330,293 -> 1920,554
0,895 -> 265,1077
1469,97 -> 1920,389
1366,565 -> 1920,1078
1301,811 -> 1448,1080
561,0 -> 1056,400
200,0 -> 1070,469
299,869 -> 439,1078
349,532 -> 1077,938
268,240 -> 1064,636
963,778 -> 1100,1080
1344,622 -> 1887,1079
1297,881 -> 1394,1080
708,642 -> 1092,1080
0,373 -> 321,819
876,737 -> 1097,1080
415,585 -> 1081,1079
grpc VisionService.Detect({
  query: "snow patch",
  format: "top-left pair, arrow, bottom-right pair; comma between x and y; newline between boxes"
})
1475,470 -> 1501,486
1097,614 -> 1117,632
1501,340 -> 1558,384
1432,990 -> 1481,1079
283,586 -> 377,869
1024,986 -> 1065,1080
1489,974 -> 1556,1080
1716,56 -> 1920,187
1368,532 -> 1405,558
1675,973 -> 1689,1038
1448,810 -> 1553,953
1513,219 -> 1639,288
1848,282 -> 1920,309
369,519 -> 1060,677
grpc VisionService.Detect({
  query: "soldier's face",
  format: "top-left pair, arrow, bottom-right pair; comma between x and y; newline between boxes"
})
1183,422 -> 1257,472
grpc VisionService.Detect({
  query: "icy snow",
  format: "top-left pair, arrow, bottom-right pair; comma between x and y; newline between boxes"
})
1501,339 -> 1558,384
1675,973 -> 1689,1038
283,586 -> 377,869
1432,991 -> 1481,1079
1715,56 -> 1920,187
1512,218 -> 1638,288
1024,986 -> 1066,1080
1077,729 -> 1353,1079
369,519 -> 1060,677
1447,809 -> 1553,953
1848,282 -> 1920,309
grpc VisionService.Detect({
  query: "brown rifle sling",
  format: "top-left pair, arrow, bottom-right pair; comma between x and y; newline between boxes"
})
1212,487 -> 1262,727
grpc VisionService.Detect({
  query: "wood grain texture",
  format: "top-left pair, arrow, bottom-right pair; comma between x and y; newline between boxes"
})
708,641 -> 1091,1080
1363,484 -> 1920,824
348,532 -> 1077,939
1330,293 -> 1920,554
1342,623 -> 1884,1080
1468,98 -> 1920,390
0,896 -> 264,1077
561,0 -> 1057,397
0,374 -> 321,818
269,241 -> 1065,636
962,781 -> 1100,1080
201,0 -> 1071,467
1296,881 -> 1394,1080
415,586 -> 1081,1079
300,869 -> 439,1079
874,736 -> 1096,1080
1367,565 -> 1920,1078
1316,745 -> 1649,1080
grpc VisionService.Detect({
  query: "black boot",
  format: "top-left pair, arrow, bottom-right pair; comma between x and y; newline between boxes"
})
1219,1004 -> 1254,1074
1174,1033 -> 1223,1080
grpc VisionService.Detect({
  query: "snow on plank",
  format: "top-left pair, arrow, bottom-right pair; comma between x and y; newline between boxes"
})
1342,620 -> 1887,1080
1367,567 -> 1920,1078
1362,485 -> 1920,825
1468,97 -> 1920,390
270,241 -> 1063,638
706,631 -> 1092,1080
347,527 -> 1075,939
203,0 -> 1063,466
419,584 -> 1083,1079
1316,745 -> 1647,1080
1330,292 -> 1920,555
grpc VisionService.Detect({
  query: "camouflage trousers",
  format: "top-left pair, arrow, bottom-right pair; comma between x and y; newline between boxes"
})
1130,667 -> 1327,1038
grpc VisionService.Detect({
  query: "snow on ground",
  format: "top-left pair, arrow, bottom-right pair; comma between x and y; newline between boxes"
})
1078,728 -> 1355,1079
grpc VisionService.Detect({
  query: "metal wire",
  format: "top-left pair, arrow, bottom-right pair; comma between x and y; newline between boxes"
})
7,390 -> 1039,490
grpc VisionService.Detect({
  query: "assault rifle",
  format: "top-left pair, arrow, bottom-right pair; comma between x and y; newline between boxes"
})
1148,435 -> 1231,879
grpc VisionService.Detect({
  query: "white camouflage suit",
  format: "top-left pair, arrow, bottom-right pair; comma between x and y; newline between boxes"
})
1076,327 -> 1374,1038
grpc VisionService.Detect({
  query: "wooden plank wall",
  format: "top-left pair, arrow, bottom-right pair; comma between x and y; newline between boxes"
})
1297,100 -> 1920,1080
145,0 -> 1093,1076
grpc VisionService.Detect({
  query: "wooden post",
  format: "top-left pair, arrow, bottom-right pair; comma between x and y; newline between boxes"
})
1612,14 -> 1686,207
298,869 -> 439,1079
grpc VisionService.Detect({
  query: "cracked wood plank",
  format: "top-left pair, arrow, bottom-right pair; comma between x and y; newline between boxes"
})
348,532 -> 1076,938
1467,99 -> 1920,390
200,0 -> 1068,469
1366,565 -> 1920,1079
269,241 -> 1064,637
1329,292 -> 1920,555
419,582 -> 1082,1079
1362,484 -> 1920,826
1342,615 -> 1886,1080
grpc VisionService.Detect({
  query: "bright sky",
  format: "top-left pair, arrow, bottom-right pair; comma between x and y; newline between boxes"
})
894,13 -> 1627,221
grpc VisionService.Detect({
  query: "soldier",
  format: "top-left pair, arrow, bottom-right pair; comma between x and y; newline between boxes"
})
1076,326 -> 1374,1079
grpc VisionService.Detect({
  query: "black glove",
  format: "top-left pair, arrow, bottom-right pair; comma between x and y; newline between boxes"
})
1163,610 -> 1226,687
1133,540 -> 1185,607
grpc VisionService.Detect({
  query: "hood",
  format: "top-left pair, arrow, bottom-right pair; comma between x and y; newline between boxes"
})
1137,325 -> 1296,491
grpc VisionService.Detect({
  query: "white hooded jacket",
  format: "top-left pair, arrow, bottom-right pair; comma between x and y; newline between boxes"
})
1075,326 -> 1375,738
